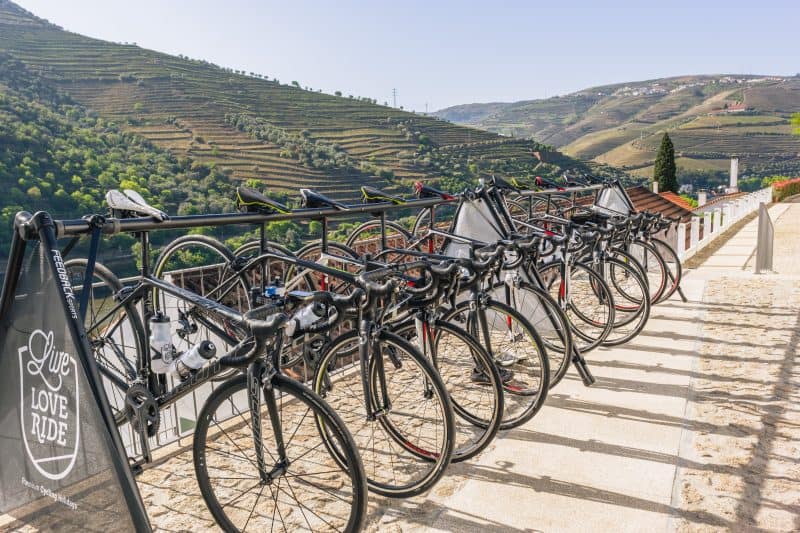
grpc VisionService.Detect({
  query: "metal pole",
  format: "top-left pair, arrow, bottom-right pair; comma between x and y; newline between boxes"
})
755,202 -> 774,274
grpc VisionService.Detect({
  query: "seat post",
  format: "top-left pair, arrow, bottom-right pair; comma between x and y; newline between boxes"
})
380,211 -> 387,251
321,216 -> 328,253
428,205 -> 436,254
260,222 -> 268,292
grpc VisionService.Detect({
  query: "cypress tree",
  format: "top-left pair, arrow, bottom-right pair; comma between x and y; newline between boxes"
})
653,132 -> 678,193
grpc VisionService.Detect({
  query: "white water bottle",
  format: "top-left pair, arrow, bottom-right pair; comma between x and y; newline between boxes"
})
285,301 -> 326,337
171,340 -> 216,380
150,312 -> 174,374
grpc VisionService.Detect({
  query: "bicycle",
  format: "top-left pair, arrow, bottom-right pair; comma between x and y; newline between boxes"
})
67,190 -> 367,532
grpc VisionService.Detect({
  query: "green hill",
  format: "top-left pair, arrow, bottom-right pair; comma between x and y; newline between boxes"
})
0,51 -> 241,259
435,75 -> 800,180
0,0 -> 618,215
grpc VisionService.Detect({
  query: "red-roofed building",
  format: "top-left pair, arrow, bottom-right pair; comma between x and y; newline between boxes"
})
659,191 -> 695,211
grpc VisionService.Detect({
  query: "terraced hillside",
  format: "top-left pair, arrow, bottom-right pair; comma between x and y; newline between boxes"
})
0,0 -> 615,203
436,75 -> 800,178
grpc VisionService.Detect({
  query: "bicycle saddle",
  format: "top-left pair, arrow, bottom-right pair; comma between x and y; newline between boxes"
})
490,176 -> 519,192
299,188 -> 348,210
236,186 -> 291,214
105,189 -> 169,221
534,176 -> 565,191
360,186 -> 406,205
510,176 -> 533,190
413,181 -> 455,201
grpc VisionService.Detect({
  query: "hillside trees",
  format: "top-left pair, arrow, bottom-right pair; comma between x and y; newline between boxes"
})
0,59 -> 244,259
653,133 -> 678,193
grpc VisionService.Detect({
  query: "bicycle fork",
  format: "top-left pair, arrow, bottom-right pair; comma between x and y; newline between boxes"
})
358,319 -> 393,421
247,361 -> 289,485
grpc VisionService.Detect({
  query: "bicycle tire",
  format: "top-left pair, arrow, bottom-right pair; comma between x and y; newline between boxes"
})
598,257 -> 651,345
487,278 -> 573,389
194,373 -> 367,532
391,320 -> 503,463
441,299 -> 549,430
312,330 -> 454,498
651,237 -> 682,303
536,260 -> 615,352
625,239 -> 668,305
65,259 -> 145,416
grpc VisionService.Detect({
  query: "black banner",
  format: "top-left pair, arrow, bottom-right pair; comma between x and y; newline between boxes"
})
0,214 -> 150,531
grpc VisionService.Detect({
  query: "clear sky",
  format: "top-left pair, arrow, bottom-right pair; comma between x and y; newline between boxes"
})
15,0 -> 800,112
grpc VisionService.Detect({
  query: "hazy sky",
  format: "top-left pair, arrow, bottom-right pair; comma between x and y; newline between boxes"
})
16,0 -> 799,112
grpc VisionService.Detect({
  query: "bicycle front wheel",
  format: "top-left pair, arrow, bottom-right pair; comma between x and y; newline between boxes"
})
537,260 -> 615,352
392,320 -> 504,463
442,299 -> 550,430
193,373 -> 367,532
313,330 -> 454,498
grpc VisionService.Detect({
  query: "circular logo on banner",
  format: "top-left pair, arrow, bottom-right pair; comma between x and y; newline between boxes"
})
18,329 -> 81,481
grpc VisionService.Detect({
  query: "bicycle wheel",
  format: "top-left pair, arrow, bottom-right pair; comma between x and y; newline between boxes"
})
442,299 -> 549,430
651,237 -> 682,303
537,260 -> 615,352
487,278 -> 573,388
345,219 -> 413,262
154,235 -> 249,372
232,239 -> 297,294
294,241 -> 361,294
411,204 -> 458,250
313,330 -> 454,498
392,320 -> 503,463
598,257 -> 651,345
65,259 -> 144,418
625,240 -> 668,304
194,373 -> 367,532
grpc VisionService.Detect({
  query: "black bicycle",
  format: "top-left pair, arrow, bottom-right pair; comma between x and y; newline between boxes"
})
66,191 -> 367,533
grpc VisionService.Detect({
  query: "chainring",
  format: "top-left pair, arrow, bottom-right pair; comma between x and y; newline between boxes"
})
124,383 -> 160,438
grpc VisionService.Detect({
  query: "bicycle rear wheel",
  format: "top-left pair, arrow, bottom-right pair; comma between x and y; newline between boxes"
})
487,279 -> 573,389
651,237 -> 682,303
599,257 -> 651,345
153,235 -> 248,380
345,219 -> 413,262
194,373 -> 367,532
65,259 -> 144,418
625,240 -> 668,304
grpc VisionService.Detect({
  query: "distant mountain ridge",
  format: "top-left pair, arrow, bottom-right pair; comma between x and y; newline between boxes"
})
435,74 -> 800,178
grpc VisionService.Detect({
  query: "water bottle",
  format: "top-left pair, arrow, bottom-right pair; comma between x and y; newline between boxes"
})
149,312 -> 174,374
171,340 -> 216,380
264,276 -> 285,298
285,301 -> 326,337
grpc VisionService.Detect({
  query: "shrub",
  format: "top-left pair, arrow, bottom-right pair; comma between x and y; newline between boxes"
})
772,177 -> 800,201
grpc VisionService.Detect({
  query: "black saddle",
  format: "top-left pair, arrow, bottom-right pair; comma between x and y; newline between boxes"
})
299,188 -> 348,210
360,186 -> 406,205
236,186 -> 290,214
535,176 -> 565,191
413,181 -> 455,201
490,176 -> 519,192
